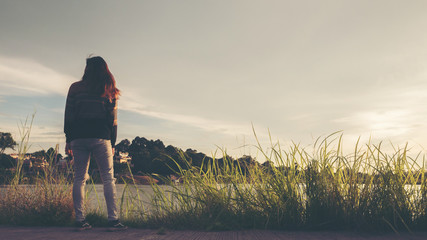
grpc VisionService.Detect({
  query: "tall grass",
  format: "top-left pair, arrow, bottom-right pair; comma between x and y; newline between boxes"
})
0,114 -> 74,226
117,132 -> 426,232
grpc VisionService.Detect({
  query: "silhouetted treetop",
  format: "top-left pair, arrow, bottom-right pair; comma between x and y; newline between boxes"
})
0,132 -> 16,154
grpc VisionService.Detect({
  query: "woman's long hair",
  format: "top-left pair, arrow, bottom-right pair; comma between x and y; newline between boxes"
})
82,56 -> 120,100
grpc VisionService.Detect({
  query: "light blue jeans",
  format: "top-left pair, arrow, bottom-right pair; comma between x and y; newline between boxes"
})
71,138 -> 118,222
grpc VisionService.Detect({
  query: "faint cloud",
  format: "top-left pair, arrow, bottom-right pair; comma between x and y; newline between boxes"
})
28,125 -> 65,143
0,56 -> 75,96
50,108 -> 65,114
0,56 -> 256,138
120,94 -> 254,137
334,110 -> 413,138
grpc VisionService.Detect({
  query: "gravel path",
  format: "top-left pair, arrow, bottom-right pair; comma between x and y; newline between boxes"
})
1,226 -> 427,240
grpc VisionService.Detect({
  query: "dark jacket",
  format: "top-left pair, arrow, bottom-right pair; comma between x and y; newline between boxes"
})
64,81 -> 118,147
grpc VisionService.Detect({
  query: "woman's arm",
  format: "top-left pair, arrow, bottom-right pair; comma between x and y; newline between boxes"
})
107,99 -> 118,148
64,85 -> 75,155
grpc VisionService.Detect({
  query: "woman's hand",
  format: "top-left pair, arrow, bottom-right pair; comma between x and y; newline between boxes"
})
65,143 -> 73,156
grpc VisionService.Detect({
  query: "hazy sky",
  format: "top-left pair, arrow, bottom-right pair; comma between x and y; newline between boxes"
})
2,0 -> 427,159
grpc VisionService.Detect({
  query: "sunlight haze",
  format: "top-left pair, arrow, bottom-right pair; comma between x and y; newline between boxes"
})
1,0 -> 427,159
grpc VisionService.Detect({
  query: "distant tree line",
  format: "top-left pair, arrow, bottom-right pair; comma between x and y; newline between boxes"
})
115,136 -> 259,176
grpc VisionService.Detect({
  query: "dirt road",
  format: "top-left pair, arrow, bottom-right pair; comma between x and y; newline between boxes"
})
1,226 -> 426,240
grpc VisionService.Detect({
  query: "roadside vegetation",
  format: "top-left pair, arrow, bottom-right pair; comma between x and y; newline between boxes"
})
0,117 -> 425,232
0,115 -> 74,226
118,132 -> 426,232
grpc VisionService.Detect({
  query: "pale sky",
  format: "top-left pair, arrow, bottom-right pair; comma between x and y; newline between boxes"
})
1,0 -> 427,160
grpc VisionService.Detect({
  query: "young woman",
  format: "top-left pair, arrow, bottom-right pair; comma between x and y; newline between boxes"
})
64,56 -> 126,231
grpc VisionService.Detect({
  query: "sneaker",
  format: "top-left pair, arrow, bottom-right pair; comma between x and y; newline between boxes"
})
75,220 -> 92,231
107,220 -> 128,232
